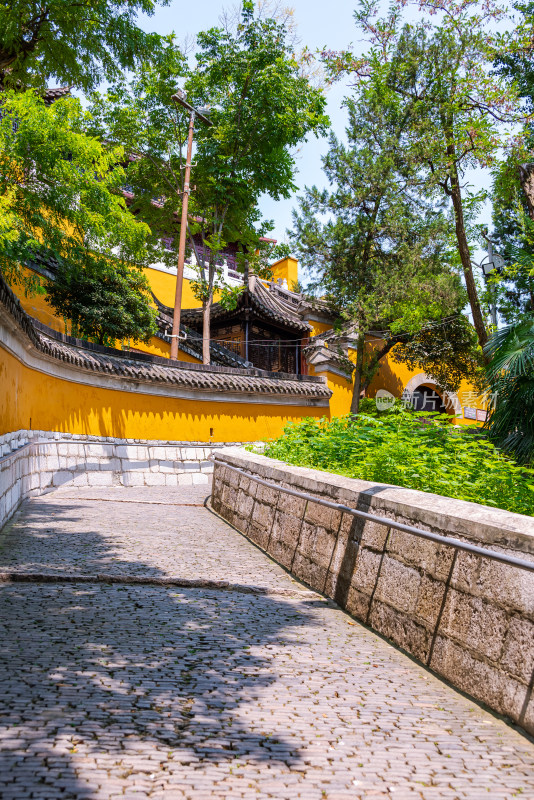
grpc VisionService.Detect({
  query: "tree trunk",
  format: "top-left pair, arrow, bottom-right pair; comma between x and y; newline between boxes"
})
449,161 -> 488,349
0,54 -> 17,71
361,337 -> 400,393
350,331 -> 366,415
202,297 -> 211,365
518,164 -> 534,220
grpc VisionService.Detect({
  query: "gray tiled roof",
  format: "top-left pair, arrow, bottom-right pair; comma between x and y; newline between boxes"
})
176,275 -> 311,333
43,87 -> 72,105
248,276 -> 311,331
0,277 -> 331,400
152,296 -> 250,369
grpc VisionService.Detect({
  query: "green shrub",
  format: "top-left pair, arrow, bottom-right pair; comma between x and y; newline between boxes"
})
264,410 -> 534,517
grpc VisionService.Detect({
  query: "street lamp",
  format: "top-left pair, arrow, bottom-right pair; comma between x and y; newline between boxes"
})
479,235 -> 505,329
169,90 -> 213,360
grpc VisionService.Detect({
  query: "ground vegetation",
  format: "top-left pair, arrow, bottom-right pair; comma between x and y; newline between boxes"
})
264,412 -> 534,516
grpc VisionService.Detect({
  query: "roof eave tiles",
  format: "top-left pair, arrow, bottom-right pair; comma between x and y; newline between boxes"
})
0,277 -> 331,402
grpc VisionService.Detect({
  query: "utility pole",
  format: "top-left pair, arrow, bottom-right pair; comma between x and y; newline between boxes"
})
169,91 -> 212,361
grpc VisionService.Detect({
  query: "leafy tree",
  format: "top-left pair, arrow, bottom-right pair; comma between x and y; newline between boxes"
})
490,159 -> 525,278
166,0 -> 329,363
495,0 -> 534,112
88,38 -> 190,265
0,89 -> 156,343
290,75 -> 465,413
484,318 -> 534,464
0,0 -> 166,92
489,162 -> 534,323
92,4 -> 328,363
88,36 -> 253,361
392,315 -> 484,394
46,259 -> 157,346
323,0 -> 525,350
490,4 -> 534,322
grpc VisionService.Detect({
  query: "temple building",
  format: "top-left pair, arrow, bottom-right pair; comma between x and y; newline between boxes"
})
5,89 -> 487,425
155,273 -> 317,374
14,242 -> 488,426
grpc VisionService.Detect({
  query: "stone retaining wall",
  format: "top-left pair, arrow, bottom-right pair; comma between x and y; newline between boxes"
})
211,447 -> 534,735
0,429 -> 239,529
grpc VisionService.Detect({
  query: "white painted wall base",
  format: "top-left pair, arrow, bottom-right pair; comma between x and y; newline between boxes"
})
0,430 -> 241,530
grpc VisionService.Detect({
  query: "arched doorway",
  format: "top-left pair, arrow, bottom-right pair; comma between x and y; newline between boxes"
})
402,373 -> 461,416
410,385 -> 448,413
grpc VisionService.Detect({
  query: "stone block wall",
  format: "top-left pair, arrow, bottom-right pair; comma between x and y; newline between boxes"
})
0,429 -> 240,530
211,447 -> 534,735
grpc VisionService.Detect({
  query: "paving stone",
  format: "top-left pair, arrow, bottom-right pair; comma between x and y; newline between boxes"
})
0,485 -> 532,799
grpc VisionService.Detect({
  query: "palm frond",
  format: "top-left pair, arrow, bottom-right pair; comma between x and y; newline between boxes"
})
484,316 -> 534,464
484,319 -> 534,381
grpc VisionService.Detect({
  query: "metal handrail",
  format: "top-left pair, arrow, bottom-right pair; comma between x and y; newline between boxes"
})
212,459 -> 534,573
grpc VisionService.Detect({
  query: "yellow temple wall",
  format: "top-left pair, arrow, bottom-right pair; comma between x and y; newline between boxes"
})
128,336 -> 200,363
323,372 -> 354,418
144,265 -> 201,309
309,340 -> 483,427
366,347 -> 485,427
17,286 -> 67,334
0,343 -> 329,442
13,266 -> 201,363
270,257 -> 299,290
9,266 -> 485,429
307,320 -> 333,337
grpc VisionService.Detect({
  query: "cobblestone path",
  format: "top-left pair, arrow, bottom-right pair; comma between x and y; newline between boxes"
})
1,486 -> 533,800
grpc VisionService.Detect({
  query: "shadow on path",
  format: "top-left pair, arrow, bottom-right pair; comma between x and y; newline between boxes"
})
0,496 -> 318,799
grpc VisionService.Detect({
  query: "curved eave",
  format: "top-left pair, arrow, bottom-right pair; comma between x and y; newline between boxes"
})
0,278 -> 331,406
177,292 -> 310,335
